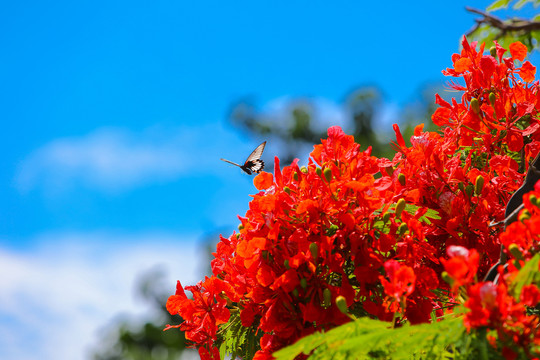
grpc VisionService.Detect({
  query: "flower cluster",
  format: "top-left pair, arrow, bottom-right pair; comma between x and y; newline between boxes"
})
444,237 -> 540,358
440,182 -> 540,359
166,38 -> 540,359
435,39 -> 540,358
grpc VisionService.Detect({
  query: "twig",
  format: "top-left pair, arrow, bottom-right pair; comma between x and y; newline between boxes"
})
465,6 -> 540,37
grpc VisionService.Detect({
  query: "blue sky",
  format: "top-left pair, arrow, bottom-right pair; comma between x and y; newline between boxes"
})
1,1 -> 538,359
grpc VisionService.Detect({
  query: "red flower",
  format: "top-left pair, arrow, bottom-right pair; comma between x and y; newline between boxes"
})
164,37 -> 540,358
380,260 -> 416,306
521,285 -> 540,307
441,246 -> 479,291
165,278 -> 233,358
464,282 -> 498,328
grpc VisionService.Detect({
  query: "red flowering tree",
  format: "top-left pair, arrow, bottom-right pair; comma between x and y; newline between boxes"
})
166,38 -> 540,359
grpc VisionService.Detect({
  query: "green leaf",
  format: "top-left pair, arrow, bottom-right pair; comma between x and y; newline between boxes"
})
273,316 -> 466,360
511,253 -> 540,298
487,0 -> 513,11
423,208 -> 442,220
514,0 -> 533,9
403,204 -> 441,223
532,30 -> 540,47
216,311 -> 262,360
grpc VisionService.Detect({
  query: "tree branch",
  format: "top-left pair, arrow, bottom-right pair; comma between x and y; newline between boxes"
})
465,6 -> 540,38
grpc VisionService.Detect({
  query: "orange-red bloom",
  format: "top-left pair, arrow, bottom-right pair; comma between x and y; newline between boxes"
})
165,38 -> 540,359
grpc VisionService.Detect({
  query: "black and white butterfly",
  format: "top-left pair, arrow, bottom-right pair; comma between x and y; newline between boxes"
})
220,141 -> 266,175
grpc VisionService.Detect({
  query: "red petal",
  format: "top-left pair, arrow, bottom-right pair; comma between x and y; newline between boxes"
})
254,172 -> 274,190
454,57 -> 472,73
520,61 -> 536,82
509,41 -> 528,61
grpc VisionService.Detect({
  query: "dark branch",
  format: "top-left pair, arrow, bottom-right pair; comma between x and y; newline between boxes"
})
465,6 -> 540,37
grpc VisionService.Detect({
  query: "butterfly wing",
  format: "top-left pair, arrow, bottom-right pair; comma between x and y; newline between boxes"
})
245,141 -> 266,163
241,159 -> 264,174
242,141 -> 266,174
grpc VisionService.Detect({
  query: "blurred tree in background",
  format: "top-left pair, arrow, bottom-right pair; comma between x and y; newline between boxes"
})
91,233 -> 218,360
228,84 -> 443,164
90,1 -> 540,359
91,268 -> 190,360
229,87 -> 390,161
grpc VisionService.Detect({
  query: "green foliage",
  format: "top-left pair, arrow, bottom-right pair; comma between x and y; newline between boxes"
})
487,0 -> 516,11
273,316 -> 474,360
217,310 -> 262,360
405,205 -> 442,223
272,314 -> 526,360
511,253 -> 540,299
488,0 -> 540,11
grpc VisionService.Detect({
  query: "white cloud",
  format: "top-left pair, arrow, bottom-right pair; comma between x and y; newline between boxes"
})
0,231 -> 207,360
15,124 -> 244,194
14,99 -> 392,196
16,127 -> 191,193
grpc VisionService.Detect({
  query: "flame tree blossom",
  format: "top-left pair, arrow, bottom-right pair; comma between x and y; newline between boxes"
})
166,38 -> 540,359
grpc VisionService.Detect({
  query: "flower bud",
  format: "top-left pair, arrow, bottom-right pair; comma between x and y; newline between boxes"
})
284,259 -> 290,269
489,92 -> 496,106
309,242 -> 318,260
238,224 -> 244,231
335,295 -> 348,314
225,294 -> 233,307
458,182 -> 465,193
470,98 -> 480,114
441,271 -> 454,285
465,184 -> 474,197
490,46 -> 497,57
301,166 -> 308,174
383,212 -> 391,223
529,194 -> 539,207
398,222 -> 408,235
324,168 -> 333,182
292,288 -> 299,298
323,288 -> 332,307
398,173 -> 406,186
508,243 -> 524,261
326,224 -> 339,236
316,167 -> 322,177
293,172 -> 299,181
474,175 -> 485,196
284,186 -> 291,194
519,209 -> 531,222
300,278 -> 308,289
395,198 -> 406,219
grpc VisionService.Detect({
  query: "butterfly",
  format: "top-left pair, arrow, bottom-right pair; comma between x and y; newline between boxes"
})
220,141 -> 266,175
